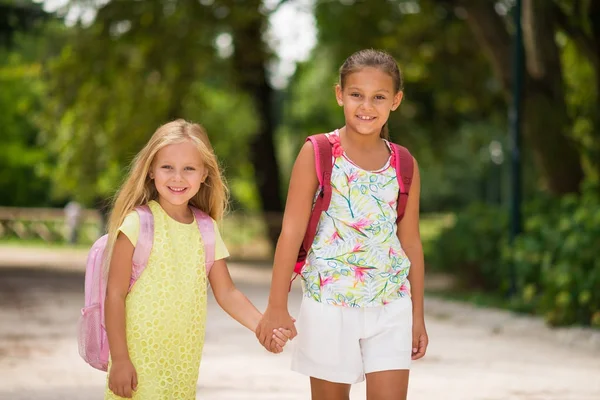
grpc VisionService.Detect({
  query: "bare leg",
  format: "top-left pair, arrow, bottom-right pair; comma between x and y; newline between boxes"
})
366,370 -> 410,400
310,377 -> 352,400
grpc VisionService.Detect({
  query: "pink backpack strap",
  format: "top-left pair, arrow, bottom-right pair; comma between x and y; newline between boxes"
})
129,205 -> 154,289
191,207 -> 216,275
294,134 -> 333,277
391,144 -> 414,222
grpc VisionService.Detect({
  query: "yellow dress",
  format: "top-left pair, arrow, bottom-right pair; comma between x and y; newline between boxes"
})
105,200 -> 229,399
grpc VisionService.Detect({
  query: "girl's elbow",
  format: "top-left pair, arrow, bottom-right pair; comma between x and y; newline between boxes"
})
278,226 -> 304,248
105,287 -> 127,303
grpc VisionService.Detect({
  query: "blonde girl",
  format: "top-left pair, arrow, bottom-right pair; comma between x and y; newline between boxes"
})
103,119 -> 289,399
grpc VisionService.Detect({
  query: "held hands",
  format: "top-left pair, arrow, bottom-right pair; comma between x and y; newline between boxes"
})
256,306 -> 297,353
270,327 -> 293,353
108,357 -> 138,398
411,319 -> 429,360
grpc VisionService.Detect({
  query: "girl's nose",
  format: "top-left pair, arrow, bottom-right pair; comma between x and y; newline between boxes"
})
173,170 -> 184,181
361,100 -> 374,110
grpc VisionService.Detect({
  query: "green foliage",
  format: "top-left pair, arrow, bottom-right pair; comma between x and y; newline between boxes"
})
560,34 -> 600,182
506,185 -> 600,327
37,0 -> 265,207
285,0 -> 510,212
430,185 -> 600,327
185,83 -> 261,210
0,32 -> 54,206
428,203 -> 508,290
313,0 -> 506,150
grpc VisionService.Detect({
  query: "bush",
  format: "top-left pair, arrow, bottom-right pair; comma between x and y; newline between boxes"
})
507,189 -> 600,327
428,203 -> 508,290
429,185 -> 600,328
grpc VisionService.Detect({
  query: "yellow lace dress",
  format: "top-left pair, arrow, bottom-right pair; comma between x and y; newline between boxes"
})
105,200 -> 229,399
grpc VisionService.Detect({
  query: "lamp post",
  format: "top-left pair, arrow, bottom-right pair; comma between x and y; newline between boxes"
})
509,0 -> 523,296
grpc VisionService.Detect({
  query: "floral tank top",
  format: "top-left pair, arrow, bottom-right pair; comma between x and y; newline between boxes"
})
301,130 -> 411,308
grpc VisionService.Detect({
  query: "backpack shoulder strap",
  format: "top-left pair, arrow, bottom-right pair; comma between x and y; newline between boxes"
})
391,144 -> 414,222
305,133 -> 333,227
294,134 -> 333,281
306,133 -> 334,190
190,207 -> 216,276
130,205 -> 154,289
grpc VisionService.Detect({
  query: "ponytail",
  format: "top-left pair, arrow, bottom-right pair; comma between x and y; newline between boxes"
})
380,122 -> 390,140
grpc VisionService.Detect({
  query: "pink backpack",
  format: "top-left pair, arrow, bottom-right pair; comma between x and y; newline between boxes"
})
293,133 -> 414,278
77,204 -> 215,371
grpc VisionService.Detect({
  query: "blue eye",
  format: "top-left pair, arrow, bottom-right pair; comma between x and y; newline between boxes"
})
185,167 -> 196,171
161,165 -> 172,169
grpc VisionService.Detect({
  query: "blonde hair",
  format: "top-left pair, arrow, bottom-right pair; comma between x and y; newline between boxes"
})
103,119 -> 228,273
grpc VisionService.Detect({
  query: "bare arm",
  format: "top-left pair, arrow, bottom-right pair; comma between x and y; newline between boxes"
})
253,142 -> 318,349
397,158 -> 428,360
398,158 -> 424,322
104,232 -> 134,362
105,232 -> 138,397
208,260 -> 290,353
267,141 -> 319,310
208,259 -> 262,332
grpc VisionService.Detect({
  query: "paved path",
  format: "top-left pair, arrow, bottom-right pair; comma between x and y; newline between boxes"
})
0,246 -> 599,399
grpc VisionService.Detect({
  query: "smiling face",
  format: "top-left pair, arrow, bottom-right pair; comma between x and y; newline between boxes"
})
149,140 -> 208,209
336,66 -> 403,137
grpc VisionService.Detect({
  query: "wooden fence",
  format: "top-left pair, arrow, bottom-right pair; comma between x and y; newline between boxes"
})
0,207 -> 277,261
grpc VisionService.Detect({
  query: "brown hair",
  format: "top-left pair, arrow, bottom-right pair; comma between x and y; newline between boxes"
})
339,49 -> 403,139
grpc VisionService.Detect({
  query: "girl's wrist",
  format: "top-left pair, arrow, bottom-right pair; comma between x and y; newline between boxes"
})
412,311 -> 425,324
249,313 -> 262,333
267,293 -> 289,310
111,353 -> 131,363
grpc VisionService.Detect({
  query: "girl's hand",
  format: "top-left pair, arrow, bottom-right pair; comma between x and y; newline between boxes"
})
256,307 -> 297,352
108,358 -> 138,398
411,320 -> 429,360
269,328 -> 293,353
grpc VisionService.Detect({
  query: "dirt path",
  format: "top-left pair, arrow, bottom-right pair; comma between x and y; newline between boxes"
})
0,248 -> 599,399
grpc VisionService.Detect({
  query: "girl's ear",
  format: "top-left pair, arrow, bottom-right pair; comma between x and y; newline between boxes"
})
335,84 -> 344,106
391,91 -> 404,111
201,169 -> 209,183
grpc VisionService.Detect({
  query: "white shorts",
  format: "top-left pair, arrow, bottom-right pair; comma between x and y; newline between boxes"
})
291,296 -> 413,384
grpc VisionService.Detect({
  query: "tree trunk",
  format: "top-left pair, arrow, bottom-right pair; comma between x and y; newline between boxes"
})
587,0 -> 600,179
521,0 -> 583,193
450,0 -> 583,193
228,0 -> 283,246
544,0 -> 600,180
523,87 -> 583,193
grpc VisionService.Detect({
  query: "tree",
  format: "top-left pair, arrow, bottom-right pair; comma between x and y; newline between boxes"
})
439,0 -> 600,194
222,0 -> 283,244
0,0 -> 47,46
0,1 -> 54,207
39,0 -> 284,243
282,0 -> 510,211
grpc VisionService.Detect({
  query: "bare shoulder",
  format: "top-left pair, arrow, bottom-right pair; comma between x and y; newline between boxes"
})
296,140 -> 317,167
289,140 -> 318,187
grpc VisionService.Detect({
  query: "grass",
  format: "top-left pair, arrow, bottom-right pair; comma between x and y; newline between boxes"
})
0,237 -> 91,249
426,288 -> 512,309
